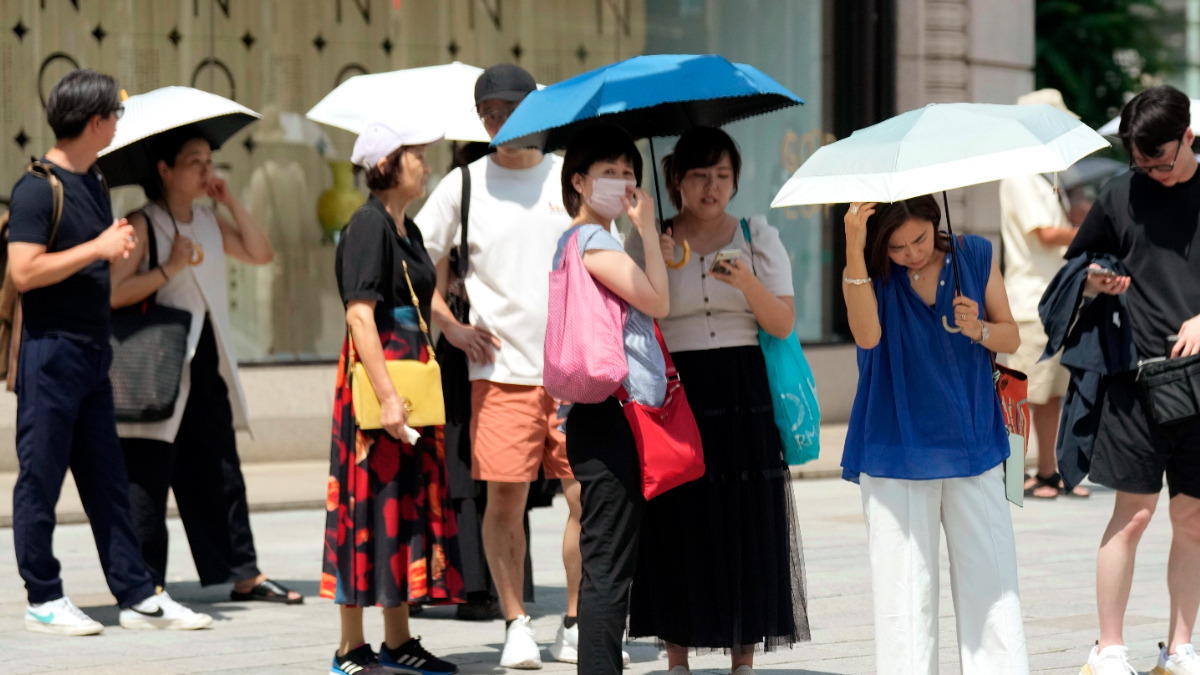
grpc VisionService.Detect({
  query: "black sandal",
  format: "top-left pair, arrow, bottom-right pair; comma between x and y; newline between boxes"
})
1023,473 -> 1060,499
230,579 -> 304,604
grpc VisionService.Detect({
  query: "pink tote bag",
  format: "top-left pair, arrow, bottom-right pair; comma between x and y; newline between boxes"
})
543,229 -> 629,404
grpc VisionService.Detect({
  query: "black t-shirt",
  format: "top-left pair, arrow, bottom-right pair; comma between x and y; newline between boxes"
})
7,161 -> 113,343
336,196 -> 437,333
1066,168 -> 1200,360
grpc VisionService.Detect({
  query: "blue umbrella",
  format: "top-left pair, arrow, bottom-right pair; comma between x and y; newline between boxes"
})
492,54 -> 802,151
492,54 -> 802,225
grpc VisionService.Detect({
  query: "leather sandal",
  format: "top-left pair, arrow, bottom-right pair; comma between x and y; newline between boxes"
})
230,579 -> 304,604
1023,473 -> 1060,499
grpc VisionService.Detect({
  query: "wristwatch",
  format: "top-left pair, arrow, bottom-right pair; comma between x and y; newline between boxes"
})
973,322 -> 990,345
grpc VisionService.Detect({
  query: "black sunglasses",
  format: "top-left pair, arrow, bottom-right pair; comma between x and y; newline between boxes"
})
107,104 -> 125,120
1130,135 -> 1185,175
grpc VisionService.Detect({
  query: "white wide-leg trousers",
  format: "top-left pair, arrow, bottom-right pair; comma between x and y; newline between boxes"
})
860,465 -> 1029,675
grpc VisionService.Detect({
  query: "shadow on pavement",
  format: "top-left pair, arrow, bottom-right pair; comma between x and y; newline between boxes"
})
79,601 -> 242,627
409,585 -> 568,622
158,578 -> 321,604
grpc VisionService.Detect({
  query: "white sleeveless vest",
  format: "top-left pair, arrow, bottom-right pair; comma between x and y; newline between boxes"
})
116,201 -> 250,442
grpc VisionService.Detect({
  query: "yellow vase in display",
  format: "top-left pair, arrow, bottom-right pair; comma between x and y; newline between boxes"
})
318,160 -> 366,239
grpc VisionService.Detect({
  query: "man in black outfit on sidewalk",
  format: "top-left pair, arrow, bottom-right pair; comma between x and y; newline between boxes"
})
8,69 -> 212,635
1068,85 -> 1200,675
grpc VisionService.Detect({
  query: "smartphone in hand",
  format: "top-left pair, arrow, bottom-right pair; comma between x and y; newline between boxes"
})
709,248 -> 742,273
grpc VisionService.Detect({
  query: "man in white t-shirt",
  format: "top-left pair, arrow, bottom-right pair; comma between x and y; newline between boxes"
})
1000,89 -> 1088,499
417,64 -> 581,669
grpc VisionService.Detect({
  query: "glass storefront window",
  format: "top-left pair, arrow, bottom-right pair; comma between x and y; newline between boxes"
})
2,0 -> 830,362
643,0 -> 827,341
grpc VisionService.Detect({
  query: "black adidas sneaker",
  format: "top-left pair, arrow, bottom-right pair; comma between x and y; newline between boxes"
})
379,637 -> 458,675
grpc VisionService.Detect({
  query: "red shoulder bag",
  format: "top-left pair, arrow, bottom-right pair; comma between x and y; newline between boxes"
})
616,324 -> 706,500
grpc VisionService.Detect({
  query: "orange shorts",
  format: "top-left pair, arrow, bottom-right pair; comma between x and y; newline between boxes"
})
470,380 -> 572,482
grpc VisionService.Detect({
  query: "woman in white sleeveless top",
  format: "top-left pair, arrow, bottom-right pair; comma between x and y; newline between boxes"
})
109,126 -> 300,604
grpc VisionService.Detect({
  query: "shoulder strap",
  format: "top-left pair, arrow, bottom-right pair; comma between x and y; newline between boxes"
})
458,166 -> 471,279
401,260 -> 437,359
739,217 -> 758,276
616,322 -> 676,405
26,160 -> 63,249
139,208 -> 160,269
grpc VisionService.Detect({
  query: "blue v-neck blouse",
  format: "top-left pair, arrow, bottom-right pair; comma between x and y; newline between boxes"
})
841,234 -> 1009,483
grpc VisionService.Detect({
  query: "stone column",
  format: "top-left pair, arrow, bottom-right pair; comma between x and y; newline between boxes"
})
894,0 -> 1034,241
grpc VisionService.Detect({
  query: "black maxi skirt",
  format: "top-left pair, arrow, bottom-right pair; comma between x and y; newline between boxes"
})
628,345 -> 810,653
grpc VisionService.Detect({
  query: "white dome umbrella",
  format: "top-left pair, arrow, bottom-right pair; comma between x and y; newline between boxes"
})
1096,98 -> 1200,137
306,62 -> 542,142
770,102 -> 1108,335
97,86 -> 261,188
770,103 -> 1109,207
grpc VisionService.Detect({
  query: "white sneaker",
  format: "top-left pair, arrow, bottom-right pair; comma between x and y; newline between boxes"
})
24,597 -> 104,636
549,617 -> 630,666
1082,644 -> 1138,675
500,615 -> 543,669
119,590 -> 213,630
669,667 -> 691,675
1154,643 -> 1200,675
732,667 -> 757,675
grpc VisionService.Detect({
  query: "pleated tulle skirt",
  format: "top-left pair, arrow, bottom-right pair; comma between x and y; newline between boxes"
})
628,345 -> 810,653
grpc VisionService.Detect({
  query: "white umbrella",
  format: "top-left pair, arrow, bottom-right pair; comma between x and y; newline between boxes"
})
771,103 -> 1109,207
1096,99 -> 1200,136
307,62 -> 535,142
98,86 -> 261,188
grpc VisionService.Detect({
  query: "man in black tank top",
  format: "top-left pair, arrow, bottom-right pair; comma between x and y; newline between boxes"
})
7,69 -> 211,636
1065,85 -> 1200,675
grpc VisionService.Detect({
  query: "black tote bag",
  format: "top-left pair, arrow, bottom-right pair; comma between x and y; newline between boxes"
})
110,210 -> 193,423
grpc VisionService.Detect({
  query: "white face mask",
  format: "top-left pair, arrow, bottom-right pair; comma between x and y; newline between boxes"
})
585,176 -> 635,222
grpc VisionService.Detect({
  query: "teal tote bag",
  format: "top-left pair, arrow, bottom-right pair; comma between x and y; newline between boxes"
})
740,219 -> 821,465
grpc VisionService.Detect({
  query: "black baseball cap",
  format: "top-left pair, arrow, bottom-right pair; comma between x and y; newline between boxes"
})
474,64 -> 536,105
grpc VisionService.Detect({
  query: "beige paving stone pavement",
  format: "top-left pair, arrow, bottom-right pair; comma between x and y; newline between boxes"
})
0,469 -> 1185,675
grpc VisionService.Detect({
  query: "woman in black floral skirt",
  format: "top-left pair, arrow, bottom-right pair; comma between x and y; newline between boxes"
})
322,118 -> 464,675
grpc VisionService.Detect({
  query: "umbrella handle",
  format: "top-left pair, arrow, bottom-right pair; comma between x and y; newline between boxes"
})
942,315 -> 963,334
665,239 -> 691,269
940,190 -> 965,335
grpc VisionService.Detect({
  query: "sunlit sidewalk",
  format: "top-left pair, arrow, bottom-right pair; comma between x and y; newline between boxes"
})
0,465 -> 1179,675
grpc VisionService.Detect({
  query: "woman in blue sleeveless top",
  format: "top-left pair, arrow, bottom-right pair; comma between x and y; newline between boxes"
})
842,196 -> 1029,675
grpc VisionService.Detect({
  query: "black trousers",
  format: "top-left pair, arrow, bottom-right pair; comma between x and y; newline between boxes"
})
565,397 -> 646,675
121,319 -> 260,588
13,332 -> 156,608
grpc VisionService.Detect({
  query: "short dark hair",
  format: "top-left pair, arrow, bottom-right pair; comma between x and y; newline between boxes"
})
354,146 -> 408,192
45,69 -> 121,140
1118,85 -> 1192,159
864,196 -> 949,284
661,126 -> 742,210
139,125 -> 210,201
561,124 -> 643,218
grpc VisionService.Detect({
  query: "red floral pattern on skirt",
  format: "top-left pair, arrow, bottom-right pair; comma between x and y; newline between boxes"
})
320,328 -> 464,607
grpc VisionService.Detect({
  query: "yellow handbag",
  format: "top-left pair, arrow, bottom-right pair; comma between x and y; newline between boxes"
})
349,260 -> 446,430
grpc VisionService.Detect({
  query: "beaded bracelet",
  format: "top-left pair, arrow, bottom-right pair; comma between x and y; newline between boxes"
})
843,277 -> 871,285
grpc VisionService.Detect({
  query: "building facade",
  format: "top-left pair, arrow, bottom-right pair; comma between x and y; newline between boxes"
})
0,0 -> 1032,468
